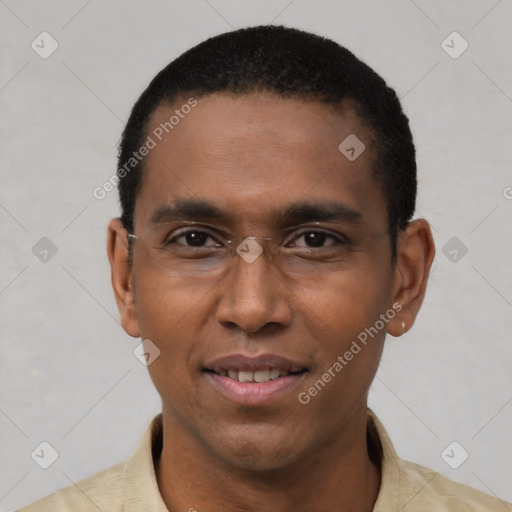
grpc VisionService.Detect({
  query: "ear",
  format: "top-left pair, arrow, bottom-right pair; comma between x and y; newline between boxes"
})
107,218 -> 140,337
387,219 -> 435,337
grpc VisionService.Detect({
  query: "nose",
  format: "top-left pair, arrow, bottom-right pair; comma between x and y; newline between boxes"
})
215,249 -> 292,334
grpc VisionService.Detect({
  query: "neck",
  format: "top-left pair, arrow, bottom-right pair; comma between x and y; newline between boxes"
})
155,406 -> 381,512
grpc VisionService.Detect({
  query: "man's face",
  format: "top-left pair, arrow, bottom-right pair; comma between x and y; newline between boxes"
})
129,92 -> 397,469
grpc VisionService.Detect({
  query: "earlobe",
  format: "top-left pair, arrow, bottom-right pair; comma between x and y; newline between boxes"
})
387,219 -> 435,337
107,218 -> 140,338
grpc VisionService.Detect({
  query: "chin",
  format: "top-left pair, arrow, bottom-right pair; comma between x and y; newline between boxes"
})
225,449 -> 295,472
209,428 -> 302,472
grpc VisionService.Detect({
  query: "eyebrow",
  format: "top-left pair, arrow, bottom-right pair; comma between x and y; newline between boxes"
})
280,201 -> 362,226
149,199 -> 362,227
149,199 -> 229,225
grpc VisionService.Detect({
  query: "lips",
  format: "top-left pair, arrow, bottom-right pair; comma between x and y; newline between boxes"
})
203,353 -> 308,405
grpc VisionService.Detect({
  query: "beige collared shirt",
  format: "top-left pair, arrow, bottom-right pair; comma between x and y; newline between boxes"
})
19,409 -> 511,511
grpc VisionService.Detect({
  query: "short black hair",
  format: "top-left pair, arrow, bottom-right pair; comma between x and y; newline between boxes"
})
117,25 -> 416,255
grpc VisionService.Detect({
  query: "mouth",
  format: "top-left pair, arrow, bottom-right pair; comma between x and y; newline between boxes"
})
205,367 -> 306,383
203,354 -> 308,405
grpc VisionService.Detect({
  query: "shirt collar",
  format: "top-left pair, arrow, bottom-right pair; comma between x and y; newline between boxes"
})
123,412 -> 168,512
122,409 -> 401,511
367,409 -> 402,511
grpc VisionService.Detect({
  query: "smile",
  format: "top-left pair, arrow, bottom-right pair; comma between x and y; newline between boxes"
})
203,353 -> 308,405
208,368 -> 305,383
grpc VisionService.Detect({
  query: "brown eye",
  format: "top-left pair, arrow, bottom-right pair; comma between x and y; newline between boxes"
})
168,230 -> 223,248
183,231 -> 209,246
302,232 -> 327,247
290,231 -> 344,248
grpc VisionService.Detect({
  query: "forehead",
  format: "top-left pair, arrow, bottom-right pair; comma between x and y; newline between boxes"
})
134,92 -> 385,231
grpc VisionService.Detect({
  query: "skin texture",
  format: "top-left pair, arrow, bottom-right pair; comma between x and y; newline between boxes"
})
107,92 -> 435,512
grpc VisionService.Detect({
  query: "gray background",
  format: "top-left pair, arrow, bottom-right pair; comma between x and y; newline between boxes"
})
1,0 -> 511,510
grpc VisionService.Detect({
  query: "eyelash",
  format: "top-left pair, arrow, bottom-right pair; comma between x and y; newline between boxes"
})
165,228 -> 349,248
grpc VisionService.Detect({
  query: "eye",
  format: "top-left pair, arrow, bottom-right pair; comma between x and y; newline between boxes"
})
288,230 -> 346,248
167,229 -> 223,248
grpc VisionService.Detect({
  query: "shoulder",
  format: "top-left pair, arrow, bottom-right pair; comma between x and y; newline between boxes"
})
17,461 -> 126,512
368,410 -> 510,511
399,459 -> 511,511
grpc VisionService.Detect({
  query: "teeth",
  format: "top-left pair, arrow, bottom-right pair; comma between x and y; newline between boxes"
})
238,371 -> 253,382
253,369 -> 270,382
221,368 -> 291,382
269,368 -> 281,380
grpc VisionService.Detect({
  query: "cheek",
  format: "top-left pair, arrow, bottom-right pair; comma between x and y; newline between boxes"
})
131,272 -> 214,414
299,261 -> 392,342
132,269 -> 213,364
294,271 -> 389,424
294,261 -> 391,397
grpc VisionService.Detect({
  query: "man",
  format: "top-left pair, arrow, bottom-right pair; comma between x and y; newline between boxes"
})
19,25 -> 510,511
